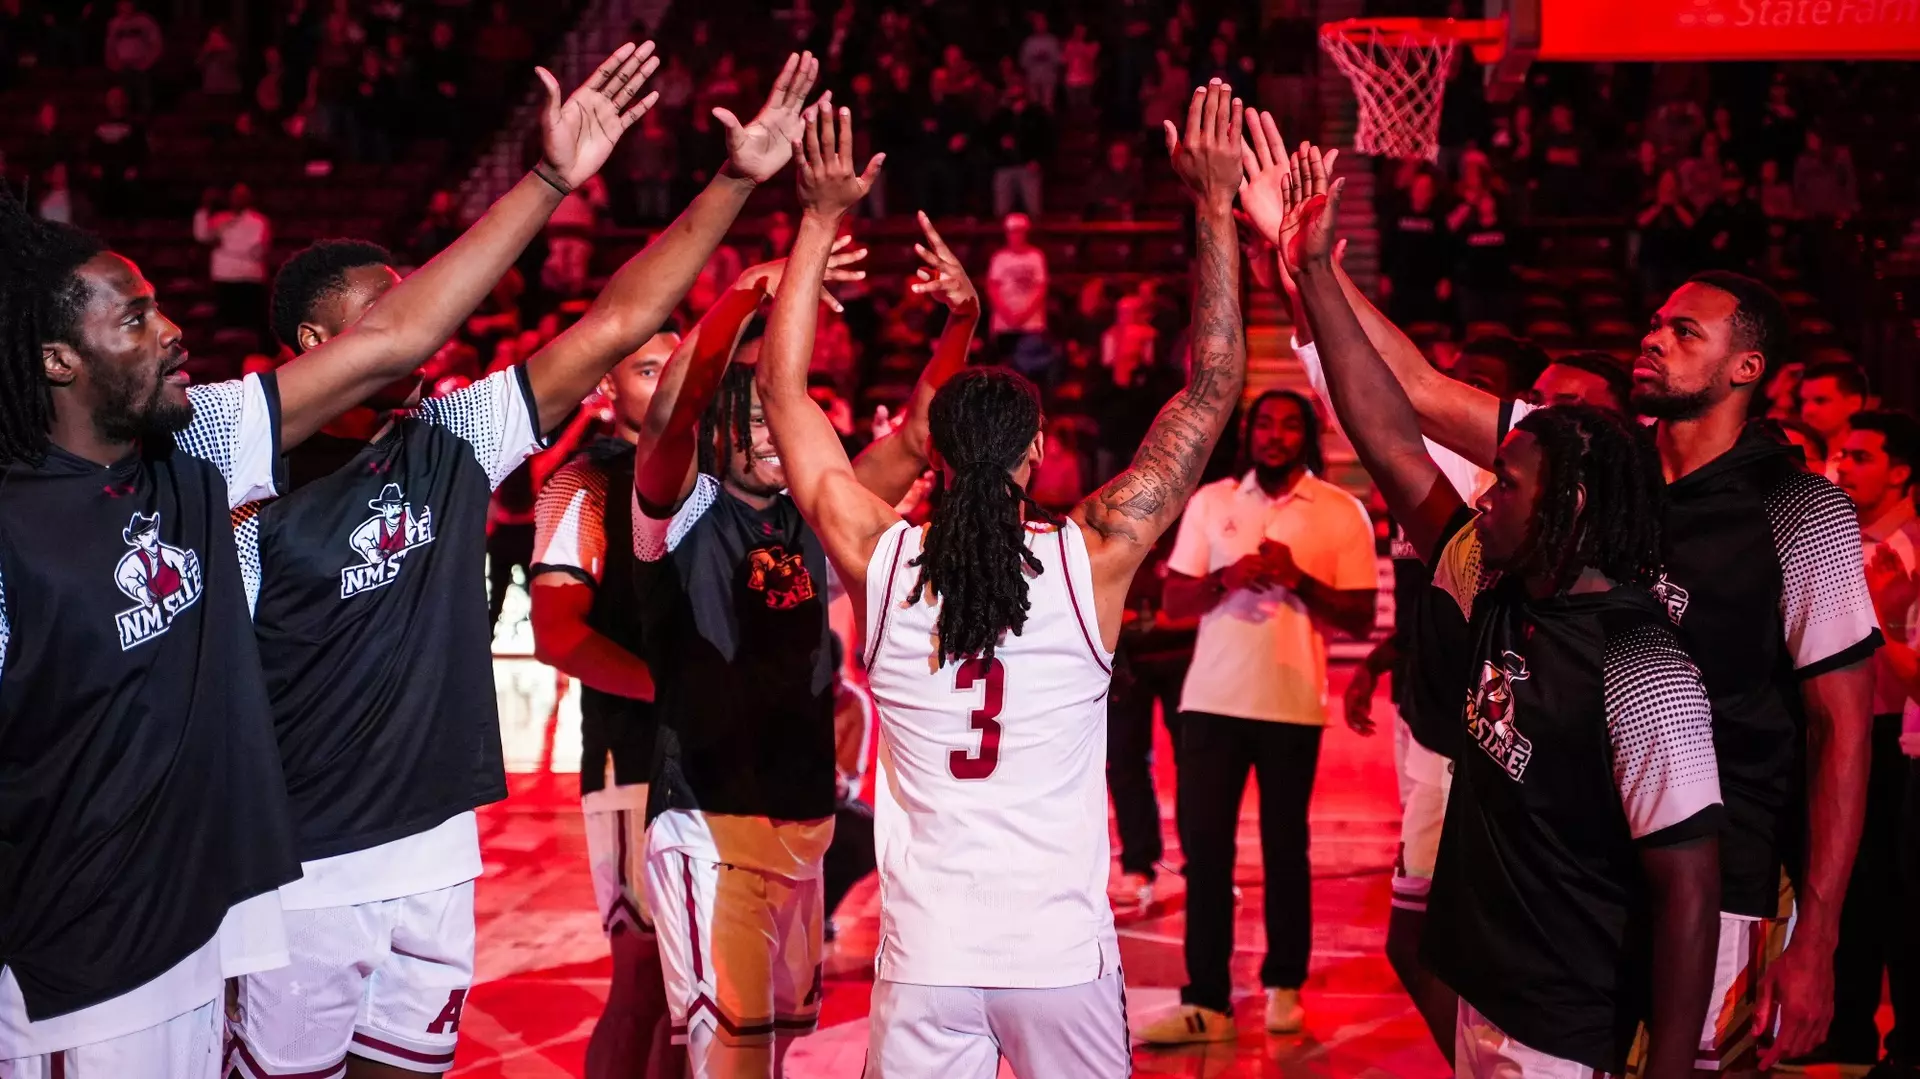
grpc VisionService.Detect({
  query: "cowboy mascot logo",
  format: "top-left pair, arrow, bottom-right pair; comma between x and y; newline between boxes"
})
341,483 -> 435,598
1465,650 -> 1534,780
113,512 -> 205,650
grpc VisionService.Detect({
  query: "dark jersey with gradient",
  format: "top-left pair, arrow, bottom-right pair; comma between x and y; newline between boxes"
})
238,366 -> 546,861
631,474 -> 837,823
1412,510 -> 1725,1070
1501,406 -> 1882,916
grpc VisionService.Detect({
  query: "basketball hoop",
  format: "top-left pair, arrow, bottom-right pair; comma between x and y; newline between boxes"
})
1319,18 -> 1505,163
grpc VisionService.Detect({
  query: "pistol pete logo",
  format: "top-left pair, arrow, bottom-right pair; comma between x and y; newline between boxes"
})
747,545 -> 816,610
1465,650 -> 1533,780
114,512 -> 205,650
340,483 -> 436,598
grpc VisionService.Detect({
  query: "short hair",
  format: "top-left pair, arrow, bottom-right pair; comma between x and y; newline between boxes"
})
1687,270 -> 1789,378
1459,334 -> 1549,391
1800,358 -> 1868,400
1847,409 -> 1920,484
270,239 -> 396,352
1543,351 -> 1632,412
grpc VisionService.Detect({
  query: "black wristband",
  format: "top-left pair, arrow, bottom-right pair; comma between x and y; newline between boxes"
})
531,160 -> 572,197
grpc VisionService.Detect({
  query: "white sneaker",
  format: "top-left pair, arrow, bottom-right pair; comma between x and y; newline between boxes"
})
1108,871 -> 1154,912
1137,1004 -> 1236,1045
1265,987 -> 1305,1034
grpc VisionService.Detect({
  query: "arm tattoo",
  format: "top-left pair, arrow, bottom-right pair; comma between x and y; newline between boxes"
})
1080,211 -> 1245,544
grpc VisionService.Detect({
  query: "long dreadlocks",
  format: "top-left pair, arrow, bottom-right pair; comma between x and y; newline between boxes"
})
697,362 -> 758,479
0,192 -> 106,466
1512,404 -> 1665,593
913,367 -> 1059,666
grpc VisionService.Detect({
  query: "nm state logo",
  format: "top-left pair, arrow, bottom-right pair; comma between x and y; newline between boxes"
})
113,512 -> 204,650
747,545 -> 815,610
341,483 -> 435,598
1651,572 -> 1690,625
1465,650 -> 1533,780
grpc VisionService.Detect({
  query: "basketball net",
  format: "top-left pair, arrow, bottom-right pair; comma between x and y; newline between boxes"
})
1320,24 -> 1458,163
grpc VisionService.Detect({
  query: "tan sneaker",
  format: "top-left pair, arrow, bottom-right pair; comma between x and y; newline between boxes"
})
1265,987 -> 1305,1034
1108,871 -> 1154,912
1137,1004 -> 1236,1045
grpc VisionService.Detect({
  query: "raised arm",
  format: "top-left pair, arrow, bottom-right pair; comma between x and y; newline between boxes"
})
522,52 -> 822,434
274,45 -> 656,449
1073,80 -> 1247,621
758,104 -> 898,591
1239,109 -> 1503,468
850,211 -> 978,504
1286,145 -> 1464,563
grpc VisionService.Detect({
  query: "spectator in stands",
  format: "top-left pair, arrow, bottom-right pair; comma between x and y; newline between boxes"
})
1381,171 -> 1451,327
194,182 -> 272,342
1063,22 -> 1100,114
1020,12 -> 1064,110
1084,138 -> 1146,220
1624,138 -> 1664,211
1776,417 -> 1827,471
21,100 -> 64,182
988,81 -> 1052,218
621,108 -> 678,224
1800,359 -> 1870,480
1531,102 -> 1590,214
1695,166 -> 1766,273
1531,351 -> 1631,412
34,162 -> 87,227
986,211 -> 1050,363
349,47 -> 397,162
653,53 -> 694,118
1765,360 -> 1807,420
1795,128 -> 1860,221
198,23 -> 241,96
256,45 -> 288,120
1141,47 -> 1192,136
82,85 -> 147,218
1757,78 -> 1804,170
103,0 -> 163,114
1679,130 -> 1726,213
406,189 -> 461,266
542,174 -> 608,300
1450,192 -> 1515,329
473,0 -> 535,95
1634,169 -> 1696,304
419,19 -> 464,135
1451,333 -> 1546,399
920,68 -> 974,216
1102,293 -> 1159,387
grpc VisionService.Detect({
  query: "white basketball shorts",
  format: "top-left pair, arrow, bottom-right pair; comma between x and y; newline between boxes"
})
0,1000 -> 224,1079
866,972 -> 1130,1079
583,793 -> 653,937
1457,999 -> 1620,1079
229,880 -> 475,1078
1392,717 -> 1454,912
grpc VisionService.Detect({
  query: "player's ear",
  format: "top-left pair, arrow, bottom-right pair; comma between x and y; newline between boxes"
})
1729,350 -> 1767,391
42,340 -> 81,387
1573,482 -> 1587,520
1028,428 -> 1046,471
296,321 -> 328,354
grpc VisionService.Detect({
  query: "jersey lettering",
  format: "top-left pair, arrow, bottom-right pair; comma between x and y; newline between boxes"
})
112,512 -> 205,650
340,483 -> 436,599
426,988 -> 468,1034
948,657 -> 1005,780
1465,650 -> 1533,780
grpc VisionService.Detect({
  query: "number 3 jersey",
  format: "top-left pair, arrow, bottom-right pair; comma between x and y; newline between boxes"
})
235,367 -> 545,897
861,518 -> 1120,989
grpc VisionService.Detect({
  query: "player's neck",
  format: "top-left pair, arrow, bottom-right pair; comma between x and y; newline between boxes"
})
1653,402 -> 1747,483
48,405 -> 135,467
723,476 -> 779,511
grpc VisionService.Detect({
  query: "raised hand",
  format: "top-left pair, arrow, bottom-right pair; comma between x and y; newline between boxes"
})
716,51 -> 822,183
1164,79 -> 1244,212
734,235 -> 870,313
1284,142 -> 1346,274
907,211 -> 979,315
1238,109 -> 1293,246
538,43 -> 661,191
796,104 -> 884,222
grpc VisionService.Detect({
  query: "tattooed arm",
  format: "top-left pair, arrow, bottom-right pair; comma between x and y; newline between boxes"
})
1074,79 -> 1248,650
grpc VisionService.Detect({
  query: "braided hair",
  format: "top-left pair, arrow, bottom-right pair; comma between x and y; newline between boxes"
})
1238,389 -> 1325,477
1511,404 -> 1665,593
913,367 -> 1059,666
697,361 -> 757,479
0,192 -> 106,466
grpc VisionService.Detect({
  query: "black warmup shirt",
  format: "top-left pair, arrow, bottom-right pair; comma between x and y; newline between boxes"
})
531,439 -> 658,795
0,376 -> 298,1020
632,474 -> 838,824
1412,511 -> 1726,1070
1500,407 -> 1882,916
238,366 -> 546,861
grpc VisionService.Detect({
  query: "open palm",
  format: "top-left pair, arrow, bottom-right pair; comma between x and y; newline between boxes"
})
538,42 -> 661,189
908,211 -> 979,314
1282,143 -> 1345,276
717,51 -> 822,183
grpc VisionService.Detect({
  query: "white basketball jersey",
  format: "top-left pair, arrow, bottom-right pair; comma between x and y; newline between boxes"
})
862,518 -> 1121,989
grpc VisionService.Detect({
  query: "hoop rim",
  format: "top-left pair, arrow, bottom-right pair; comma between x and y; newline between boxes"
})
1319,16 -> 1507,60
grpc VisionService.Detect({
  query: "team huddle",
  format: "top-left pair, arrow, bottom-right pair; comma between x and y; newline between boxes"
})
0,38 -> 1887,1079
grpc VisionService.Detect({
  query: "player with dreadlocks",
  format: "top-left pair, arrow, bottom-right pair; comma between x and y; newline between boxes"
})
755,86 -> 1248,1076
623,90 -> 971,1076
0,46 -> 641,1073
1284,142 -> 1725,1079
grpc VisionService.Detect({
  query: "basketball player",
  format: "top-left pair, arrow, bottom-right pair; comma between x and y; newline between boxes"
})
0,83 -> 623,1072
527,243 -> 866,1079
753,84 -> 1248,1075
1312,137 -> 1880,1070
1287,145 -> 1725,1079
225,48 -> 826,1079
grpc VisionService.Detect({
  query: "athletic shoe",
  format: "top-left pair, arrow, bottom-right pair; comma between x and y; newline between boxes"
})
1108,871 -> 1154,912
1265,987 -> 1305,1034
1137,1004 -> 1236,1045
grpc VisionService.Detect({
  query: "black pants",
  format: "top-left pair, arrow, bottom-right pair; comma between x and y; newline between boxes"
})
823,795 -> 876,918
1107,658 -> 1188,878
1178,712 -> 1324,1013
487,523 -> 534,631
1896,754 -> 1920,1069
1829,715 -> 1912,1063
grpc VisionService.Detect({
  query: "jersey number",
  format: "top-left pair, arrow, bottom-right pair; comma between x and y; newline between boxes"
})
949,657 -> 1005,780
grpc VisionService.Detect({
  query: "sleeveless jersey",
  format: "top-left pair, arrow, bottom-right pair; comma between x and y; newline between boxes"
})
862,518 -> 1120,989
